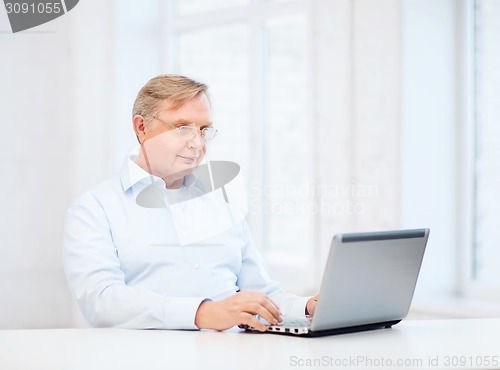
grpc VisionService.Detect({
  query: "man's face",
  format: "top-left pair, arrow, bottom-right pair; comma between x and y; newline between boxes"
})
137,93 -> 212,188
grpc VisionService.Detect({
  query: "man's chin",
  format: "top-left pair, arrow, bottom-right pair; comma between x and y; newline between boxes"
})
162,166 -> 195,183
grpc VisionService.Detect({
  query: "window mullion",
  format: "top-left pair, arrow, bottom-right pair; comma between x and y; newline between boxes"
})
247,15 -> 268,252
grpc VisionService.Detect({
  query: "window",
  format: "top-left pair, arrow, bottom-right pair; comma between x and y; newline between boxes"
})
177,23 -> 250,171
266,15 -> 311,255
165,1 -> 313,265
472,0 -> 500,285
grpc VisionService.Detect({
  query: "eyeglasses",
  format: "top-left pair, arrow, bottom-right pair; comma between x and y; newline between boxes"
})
153,116 -> 218,141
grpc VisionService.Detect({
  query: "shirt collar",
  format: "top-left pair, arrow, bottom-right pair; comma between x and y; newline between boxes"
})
120,146 -> 199,192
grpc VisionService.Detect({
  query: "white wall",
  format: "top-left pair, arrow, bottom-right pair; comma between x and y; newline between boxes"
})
0,5 -> 74,328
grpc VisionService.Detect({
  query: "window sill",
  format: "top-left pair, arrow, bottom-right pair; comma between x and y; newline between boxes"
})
409,294 -> 500,320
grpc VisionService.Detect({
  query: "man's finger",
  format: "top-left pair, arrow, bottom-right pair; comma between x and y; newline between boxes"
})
240,313 -> 268,332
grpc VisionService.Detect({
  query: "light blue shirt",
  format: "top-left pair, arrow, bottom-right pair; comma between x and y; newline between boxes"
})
63,148 -> 309,329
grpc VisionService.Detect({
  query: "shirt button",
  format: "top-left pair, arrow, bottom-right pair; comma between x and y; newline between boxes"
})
194,264 -> 200,269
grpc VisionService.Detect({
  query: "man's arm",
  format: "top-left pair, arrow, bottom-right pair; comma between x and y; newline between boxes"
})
63,192 -> 206,329
233,222 -> 313,319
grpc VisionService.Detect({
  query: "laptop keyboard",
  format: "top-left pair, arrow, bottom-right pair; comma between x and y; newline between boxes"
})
276,318 -> 310,327
238,315 -> 312,334
268,317 -> 311,334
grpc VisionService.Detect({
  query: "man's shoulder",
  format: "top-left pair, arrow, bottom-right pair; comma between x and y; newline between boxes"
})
69,174 -> 122,210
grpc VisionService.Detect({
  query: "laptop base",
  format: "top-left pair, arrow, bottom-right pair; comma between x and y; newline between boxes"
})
244,319 -> 401,337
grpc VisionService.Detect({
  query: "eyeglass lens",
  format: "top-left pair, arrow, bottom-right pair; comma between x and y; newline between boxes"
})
178,126 -> 216,140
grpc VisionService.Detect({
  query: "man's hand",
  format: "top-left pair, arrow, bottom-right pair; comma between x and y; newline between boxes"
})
194,291 -> 283,332
306,295 -> 318,316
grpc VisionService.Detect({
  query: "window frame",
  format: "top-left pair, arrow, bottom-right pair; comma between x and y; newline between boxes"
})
460,0 -> 500,301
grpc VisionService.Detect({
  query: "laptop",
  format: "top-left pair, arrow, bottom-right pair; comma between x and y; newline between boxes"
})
245,228 -> 429,337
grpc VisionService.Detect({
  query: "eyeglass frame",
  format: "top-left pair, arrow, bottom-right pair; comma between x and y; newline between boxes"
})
152,116 -> 218,141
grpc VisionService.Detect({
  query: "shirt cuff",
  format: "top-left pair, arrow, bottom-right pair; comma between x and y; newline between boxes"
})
162,296 -> 210,330
287,296 -> 312,318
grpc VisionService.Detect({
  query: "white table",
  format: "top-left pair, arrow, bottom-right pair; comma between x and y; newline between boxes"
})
1,319 -> 499,370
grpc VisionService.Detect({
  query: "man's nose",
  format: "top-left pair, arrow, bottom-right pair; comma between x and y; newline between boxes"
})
189,130 -> 204,150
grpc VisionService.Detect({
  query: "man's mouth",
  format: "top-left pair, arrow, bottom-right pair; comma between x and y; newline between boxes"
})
177,155 -> 199,164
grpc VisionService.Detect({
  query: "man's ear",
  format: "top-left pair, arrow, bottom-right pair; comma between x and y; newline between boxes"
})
133,115 -> 147,144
